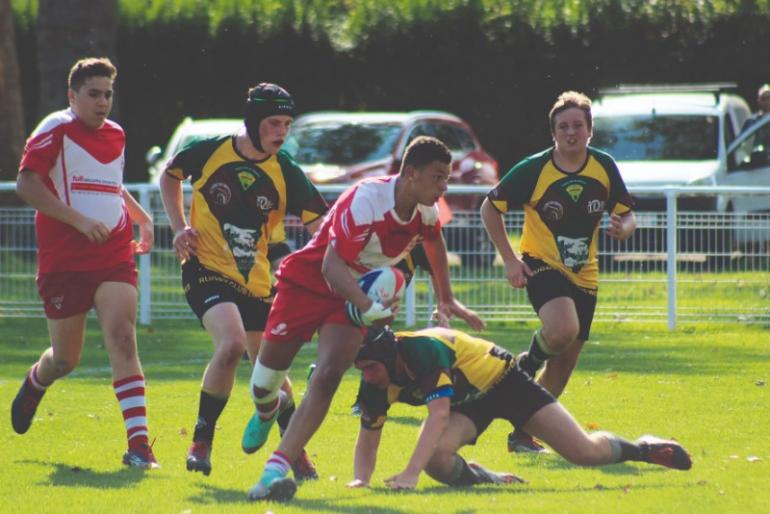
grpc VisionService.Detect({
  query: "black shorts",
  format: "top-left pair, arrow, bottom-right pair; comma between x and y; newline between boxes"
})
523,254 -> 598,341
181,258 -> 271,331
452,365 -> 556,443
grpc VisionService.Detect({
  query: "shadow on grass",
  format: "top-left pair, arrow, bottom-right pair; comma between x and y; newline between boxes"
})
508,455 -> 667,477
419,480 -> 669,496
18,459 -> 151,488
188,483 -> 411,513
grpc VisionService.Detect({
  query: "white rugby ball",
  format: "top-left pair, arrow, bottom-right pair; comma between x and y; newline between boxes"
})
357,266 -> 406,303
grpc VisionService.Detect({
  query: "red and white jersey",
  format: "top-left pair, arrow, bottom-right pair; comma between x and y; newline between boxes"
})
276,175 -> 441,295
19,109 -> 133,273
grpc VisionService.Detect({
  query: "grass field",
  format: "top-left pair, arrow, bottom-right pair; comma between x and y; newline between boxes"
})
1,318 -> 769,513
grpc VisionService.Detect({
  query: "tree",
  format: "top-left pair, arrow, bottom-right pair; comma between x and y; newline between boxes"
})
0,0 -> 25,181
36,0 -> 119,117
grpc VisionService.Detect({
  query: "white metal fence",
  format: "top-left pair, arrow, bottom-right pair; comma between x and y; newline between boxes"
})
2,183 -> 770,329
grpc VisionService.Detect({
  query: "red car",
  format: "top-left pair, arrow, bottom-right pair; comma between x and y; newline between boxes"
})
283,111 -> 499,265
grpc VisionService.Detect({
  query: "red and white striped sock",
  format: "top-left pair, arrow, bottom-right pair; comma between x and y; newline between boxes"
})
113,375 -> 149,449
264,451 -> 292,476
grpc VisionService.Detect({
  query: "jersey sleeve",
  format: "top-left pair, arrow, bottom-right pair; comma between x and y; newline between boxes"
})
400,336 -> 455,403
486,151 -> 547,213
19,123 -> 63,177
592,148 -> 634,215
165,136 -> 227,182
328,191 -> 375,263
277,151 -> 329,225
419,204 -> 442,241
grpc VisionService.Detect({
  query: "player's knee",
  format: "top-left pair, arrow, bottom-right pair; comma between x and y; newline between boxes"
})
217,337 -> 247,365
250,360 -> 287,405
543,324 -> 579,352
51,354 -> 79,376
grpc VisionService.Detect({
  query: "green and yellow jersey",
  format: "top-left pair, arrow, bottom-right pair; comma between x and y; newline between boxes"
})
166,135 -> 327,297
358,328 -> 513,430
487,147 -> 633,289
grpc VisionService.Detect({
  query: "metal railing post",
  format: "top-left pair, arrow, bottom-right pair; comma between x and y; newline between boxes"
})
665,188 -> 677,330
136,184 -> 152,325
405,274 -> 416,327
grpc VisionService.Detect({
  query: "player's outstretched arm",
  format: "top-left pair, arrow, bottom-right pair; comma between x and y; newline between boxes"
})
422,235 -> 485,330
122,187 -> 154,254
385,396 -> 450,490
348,427 -> 383,488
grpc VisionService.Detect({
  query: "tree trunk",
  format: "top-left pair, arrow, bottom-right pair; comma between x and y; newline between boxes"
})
0,0 -> 25,181
36,0 -> 119,118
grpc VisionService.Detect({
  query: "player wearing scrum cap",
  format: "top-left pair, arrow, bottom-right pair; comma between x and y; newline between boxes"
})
159,82 -> 328,478
348,326 -> 691,491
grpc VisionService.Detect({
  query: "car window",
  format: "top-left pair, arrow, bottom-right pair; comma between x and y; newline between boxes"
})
405,123 -> 437,145
430,124 -> 463,152
285,123 -> 402,165
729,120 -> 770,172
592,114 -> 719,160
451,126 -> 477,152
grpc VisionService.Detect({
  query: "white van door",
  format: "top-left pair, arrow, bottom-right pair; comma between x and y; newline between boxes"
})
724,116 -> 770,213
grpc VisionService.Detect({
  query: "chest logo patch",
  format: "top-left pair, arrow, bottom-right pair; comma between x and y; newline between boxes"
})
565,183 -> 584,203
542,201 -> 564,221
208,183 -> 232,205
238,171 -> 257,190
256,196 -> 275,212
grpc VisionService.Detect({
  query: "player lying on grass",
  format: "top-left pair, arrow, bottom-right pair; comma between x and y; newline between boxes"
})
347,326 -> 692,490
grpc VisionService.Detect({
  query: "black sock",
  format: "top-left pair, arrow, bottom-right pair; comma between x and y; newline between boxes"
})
518,330 -> 552,377
193,390 -> 228,442
277,400 -> 295,435
601,432 -> 642,462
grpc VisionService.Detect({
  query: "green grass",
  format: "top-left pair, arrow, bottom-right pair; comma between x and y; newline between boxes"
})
1,318 -> 769,513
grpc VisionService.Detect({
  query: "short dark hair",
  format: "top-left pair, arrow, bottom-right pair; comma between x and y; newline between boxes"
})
68,57 -> 117,91
549,91 -> 592,132
401,136 -> 451,173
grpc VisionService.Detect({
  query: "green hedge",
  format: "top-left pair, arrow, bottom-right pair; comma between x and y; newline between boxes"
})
12,0 -> 770,181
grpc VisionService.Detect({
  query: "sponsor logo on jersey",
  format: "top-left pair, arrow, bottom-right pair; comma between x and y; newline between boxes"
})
222,223 -> 259,282
209,183 -> 232,205
586,199 -> 605,214
542,201 -> 564,221
270,322 -> 288,336
255,196 -> 274,211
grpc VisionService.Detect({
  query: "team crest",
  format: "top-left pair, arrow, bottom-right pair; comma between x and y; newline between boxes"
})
238,170 -> 257,190
564,182 -> 584,203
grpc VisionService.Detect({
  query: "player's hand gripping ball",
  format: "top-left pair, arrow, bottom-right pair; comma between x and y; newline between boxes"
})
346,267 -> 406,327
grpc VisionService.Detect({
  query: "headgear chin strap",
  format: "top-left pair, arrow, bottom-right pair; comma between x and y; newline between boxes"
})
244,82 -> 295,152
356,326 -> 399,380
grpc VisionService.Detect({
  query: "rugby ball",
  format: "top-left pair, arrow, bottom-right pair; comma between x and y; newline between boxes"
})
357,266 -> 406,303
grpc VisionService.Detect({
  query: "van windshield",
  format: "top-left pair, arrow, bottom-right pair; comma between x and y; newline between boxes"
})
592,114 -> 718,161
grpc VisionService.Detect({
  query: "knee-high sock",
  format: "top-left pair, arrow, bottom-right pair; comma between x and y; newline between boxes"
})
518,329 -> 557,377
193,389 -> 229,443
114,375 -> 149,448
